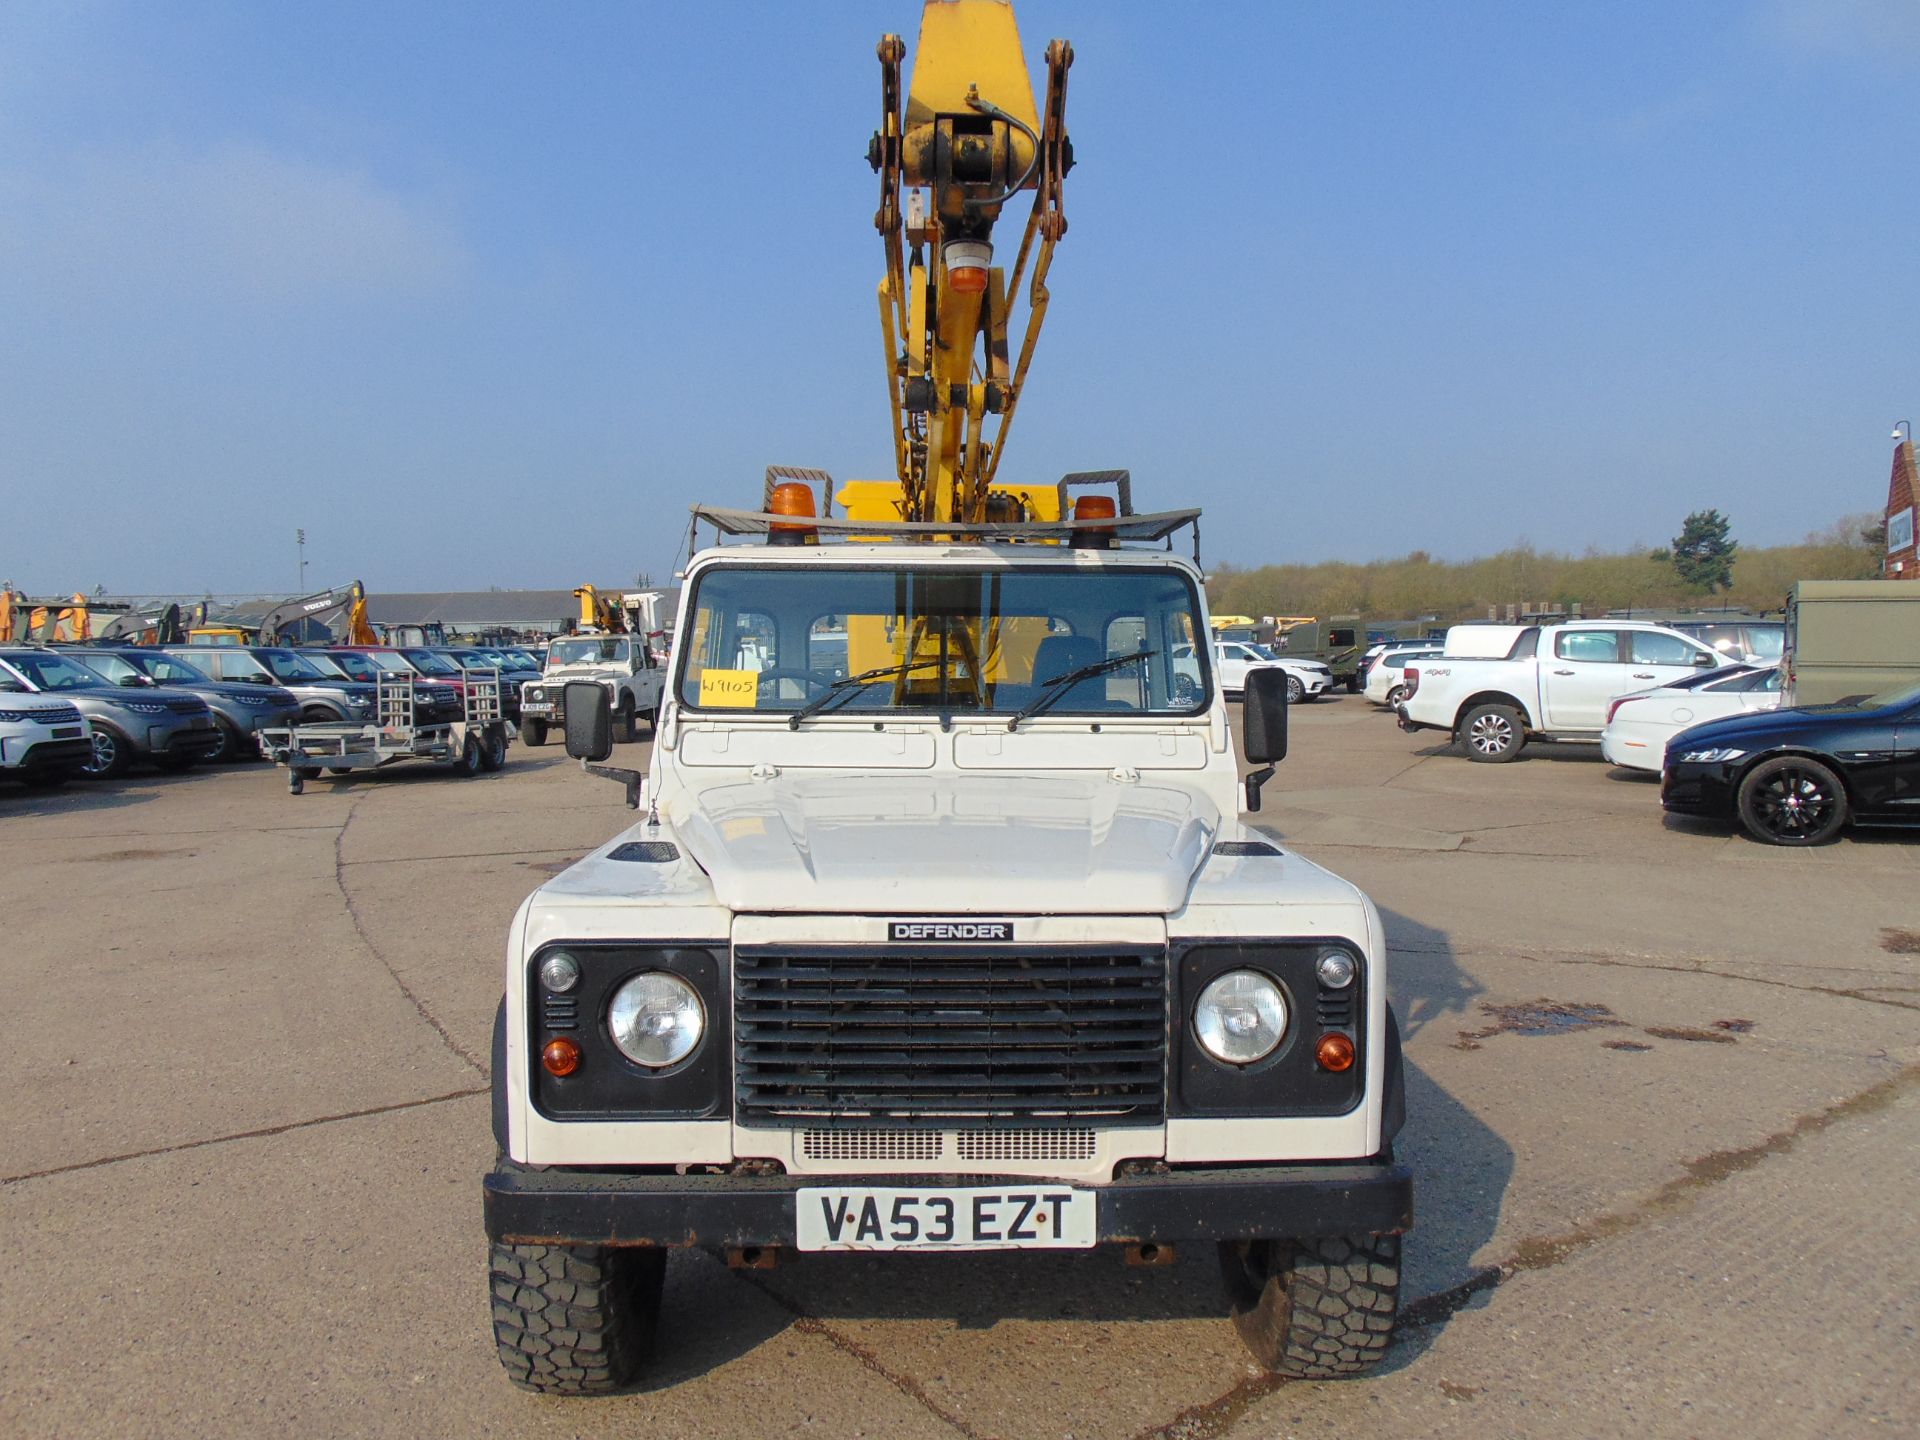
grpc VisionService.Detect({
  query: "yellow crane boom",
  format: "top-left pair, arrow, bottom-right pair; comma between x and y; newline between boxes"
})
869,0 -> 1073,527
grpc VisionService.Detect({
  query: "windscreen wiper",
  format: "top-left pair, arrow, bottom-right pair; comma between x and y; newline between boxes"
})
1006,650 -> 1152,731
786,657 -> 948,729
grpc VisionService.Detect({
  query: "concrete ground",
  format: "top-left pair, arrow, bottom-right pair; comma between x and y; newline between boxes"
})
2,699 -> 1915,1439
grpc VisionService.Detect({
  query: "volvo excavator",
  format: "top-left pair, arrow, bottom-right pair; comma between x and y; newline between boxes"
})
481,3 -> 1407,1394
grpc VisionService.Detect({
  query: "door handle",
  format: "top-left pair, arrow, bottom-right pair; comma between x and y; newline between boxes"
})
1552,669 -> 1574,676
1632,673 -> 1656,679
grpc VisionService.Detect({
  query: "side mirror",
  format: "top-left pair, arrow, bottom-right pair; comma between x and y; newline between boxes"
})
1242,668 -> 1290,763
1693,651 -> 1716,668
564,681 -> 614,761
1240,668 -> 1289,812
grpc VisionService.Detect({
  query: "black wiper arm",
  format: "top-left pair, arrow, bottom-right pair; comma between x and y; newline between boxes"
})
1006,650 -> 1152,731
787,657 -> 947,729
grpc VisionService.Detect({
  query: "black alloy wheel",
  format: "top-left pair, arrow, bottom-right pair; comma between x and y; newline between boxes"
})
1736,755 -> 1849,846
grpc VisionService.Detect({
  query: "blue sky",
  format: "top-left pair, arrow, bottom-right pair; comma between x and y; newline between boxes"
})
3,0 -> 1917,596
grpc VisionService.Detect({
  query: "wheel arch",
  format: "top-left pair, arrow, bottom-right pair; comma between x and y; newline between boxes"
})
1731,746 -> 1859,806
1452,691 -> 1536,733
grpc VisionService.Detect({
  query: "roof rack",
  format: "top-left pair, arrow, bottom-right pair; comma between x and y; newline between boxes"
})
688,505 -> 1203,560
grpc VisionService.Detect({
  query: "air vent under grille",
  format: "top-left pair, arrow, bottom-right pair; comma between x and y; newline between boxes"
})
955,1127 -> 1096,1162
802,1129 -> 945,1162
737,946 -> 1167,1127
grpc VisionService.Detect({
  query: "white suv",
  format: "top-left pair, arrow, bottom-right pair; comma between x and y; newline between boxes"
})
1174,640 -> 1333,702
0,691 -> 93,787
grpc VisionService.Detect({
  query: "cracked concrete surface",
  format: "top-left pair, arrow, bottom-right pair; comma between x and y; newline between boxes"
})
1,703 -> 1915,1437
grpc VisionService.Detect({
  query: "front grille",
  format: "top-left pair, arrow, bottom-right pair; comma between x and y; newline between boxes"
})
736,946 -> 1166,1126
164,698 -> 205,715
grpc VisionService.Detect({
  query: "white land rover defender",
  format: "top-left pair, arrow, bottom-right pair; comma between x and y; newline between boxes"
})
518,634 -> 666,747
484,499 -> 1410,1391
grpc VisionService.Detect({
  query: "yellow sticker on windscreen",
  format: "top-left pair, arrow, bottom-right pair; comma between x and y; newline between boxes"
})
698,668 -> 760,708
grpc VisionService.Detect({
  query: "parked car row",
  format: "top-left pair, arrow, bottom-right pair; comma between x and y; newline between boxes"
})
0,639 -> 548,791
1376,616 -> 1917,847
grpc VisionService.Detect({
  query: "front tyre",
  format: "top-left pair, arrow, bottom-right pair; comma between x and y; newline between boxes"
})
1736,755 -> 1848,846
1220,1233 -> 1401,1378
489,1242 -> 663,1395
1459,703 -> 1526,762
520,718 -> 547,747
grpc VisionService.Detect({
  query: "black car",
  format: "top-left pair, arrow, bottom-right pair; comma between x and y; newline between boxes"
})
1661,679 -> 1920,845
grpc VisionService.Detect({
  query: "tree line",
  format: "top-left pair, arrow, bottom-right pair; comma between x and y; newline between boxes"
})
1207,512 -> 1883,622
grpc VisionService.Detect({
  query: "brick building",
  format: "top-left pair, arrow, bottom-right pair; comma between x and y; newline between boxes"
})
1888,433 -> 1918,578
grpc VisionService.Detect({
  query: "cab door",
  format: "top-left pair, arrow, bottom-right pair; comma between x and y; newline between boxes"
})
1541,630 -> 1634,729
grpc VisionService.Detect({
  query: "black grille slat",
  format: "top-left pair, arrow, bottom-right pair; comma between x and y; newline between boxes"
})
736,946 -> 1166,1126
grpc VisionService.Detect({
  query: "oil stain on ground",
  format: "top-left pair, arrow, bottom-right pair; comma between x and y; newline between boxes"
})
1880,927 -> 1920,954
1454,999 -> 1622,1050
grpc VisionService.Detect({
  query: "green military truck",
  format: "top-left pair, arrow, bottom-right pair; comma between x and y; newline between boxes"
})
1274,616 -> 1368,691
1785,580 -> 1920,705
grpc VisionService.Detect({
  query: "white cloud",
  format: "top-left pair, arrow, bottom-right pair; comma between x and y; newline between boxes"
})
0,138 -> 469,310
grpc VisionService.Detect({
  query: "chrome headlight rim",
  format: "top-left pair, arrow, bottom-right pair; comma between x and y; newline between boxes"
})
1192,967 -> 1291,1068
606,970 -> 707,1070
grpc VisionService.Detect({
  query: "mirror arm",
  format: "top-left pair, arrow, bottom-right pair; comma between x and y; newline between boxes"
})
1244,764 -> 1276,812
584,762 -> 645,809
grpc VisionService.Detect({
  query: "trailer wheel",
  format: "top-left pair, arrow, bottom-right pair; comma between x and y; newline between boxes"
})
1219,1233 -> 1401,1378
454,732 -> 485,777
490,1242 -> 663,1394
520,719 -> 547,747
478,726 -> 508,772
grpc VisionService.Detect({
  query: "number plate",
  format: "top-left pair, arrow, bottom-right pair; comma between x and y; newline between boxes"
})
795,1185 -> 1096,1252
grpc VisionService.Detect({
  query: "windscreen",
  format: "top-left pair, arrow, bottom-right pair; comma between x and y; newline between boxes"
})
131,653 -> 212,684
403,649 -> 461,676
256,649 -> 329,681
676,564 -> 1208,716
550,638 -> 630,666
4,653 -> 105,691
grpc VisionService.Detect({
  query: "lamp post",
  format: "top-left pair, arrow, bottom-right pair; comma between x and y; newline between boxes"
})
297,528 -> 307,592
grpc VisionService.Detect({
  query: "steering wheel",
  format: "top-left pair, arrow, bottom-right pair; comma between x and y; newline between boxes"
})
751,667 -> 837,696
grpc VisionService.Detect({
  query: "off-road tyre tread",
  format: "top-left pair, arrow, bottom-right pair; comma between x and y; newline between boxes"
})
489,1242 -> 662,1394
1223,1232 -> 1401,1378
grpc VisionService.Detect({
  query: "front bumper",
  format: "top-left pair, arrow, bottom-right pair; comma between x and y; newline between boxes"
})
483,1159 -> 1413,1247
152,723 -> 224,760
1661,759 -> 1739,817
8,735 -> 92,773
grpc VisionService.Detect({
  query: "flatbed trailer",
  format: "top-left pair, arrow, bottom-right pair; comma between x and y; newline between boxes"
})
259,671 -> 511,793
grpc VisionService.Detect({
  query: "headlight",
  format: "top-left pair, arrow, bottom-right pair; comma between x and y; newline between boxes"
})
1194,969 -> 1288,1066
1678,746 -> 1747,763
607,972 -> 705,1068
1315,950 -> 1356,988
527,686 -> 545,700
127,701 -> 167,714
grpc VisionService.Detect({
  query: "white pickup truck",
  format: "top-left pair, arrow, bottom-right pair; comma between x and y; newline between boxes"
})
1395,620 -> 1730,761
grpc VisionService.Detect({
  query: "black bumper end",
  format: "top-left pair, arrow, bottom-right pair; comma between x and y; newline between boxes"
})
483,1160 -> 1413,1248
